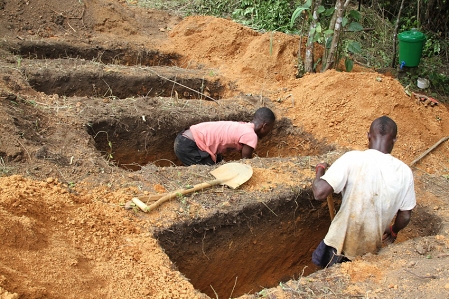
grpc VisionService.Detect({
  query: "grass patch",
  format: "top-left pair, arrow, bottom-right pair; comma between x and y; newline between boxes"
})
136,0 -> 196,16
0,157 -> 14,177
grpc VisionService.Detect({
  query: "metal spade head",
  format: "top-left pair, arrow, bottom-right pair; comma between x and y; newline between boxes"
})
209,162 -> 253,189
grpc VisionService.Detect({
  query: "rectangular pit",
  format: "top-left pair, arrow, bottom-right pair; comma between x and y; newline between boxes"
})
154,191 -> 330,298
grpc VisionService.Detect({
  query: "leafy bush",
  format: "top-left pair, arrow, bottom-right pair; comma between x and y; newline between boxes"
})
192,0 -> 239,18
233,0 -> 297,32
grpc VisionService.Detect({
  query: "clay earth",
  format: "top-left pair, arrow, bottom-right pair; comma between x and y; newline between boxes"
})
1,1 -> 449,298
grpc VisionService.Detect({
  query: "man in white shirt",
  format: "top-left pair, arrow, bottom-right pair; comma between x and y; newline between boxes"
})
312,116 -> 416,268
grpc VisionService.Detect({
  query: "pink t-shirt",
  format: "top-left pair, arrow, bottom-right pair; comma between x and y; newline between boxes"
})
190,121 -> 258,162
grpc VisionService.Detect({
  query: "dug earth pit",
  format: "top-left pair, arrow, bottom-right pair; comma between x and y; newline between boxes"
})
150,169 -> 441,298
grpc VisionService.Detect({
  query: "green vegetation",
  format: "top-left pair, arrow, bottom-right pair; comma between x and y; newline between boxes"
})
136,0 -> 194,13
0,157 -> 13,176
136,0 -> 448,101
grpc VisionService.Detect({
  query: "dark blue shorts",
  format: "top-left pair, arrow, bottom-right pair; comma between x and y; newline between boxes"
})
174,131 -> 216,166
312,240 -> 350,268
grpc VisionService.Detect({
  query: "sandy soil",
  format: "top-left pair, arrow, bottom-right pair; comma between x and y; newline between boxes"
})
1,0 -> 449,298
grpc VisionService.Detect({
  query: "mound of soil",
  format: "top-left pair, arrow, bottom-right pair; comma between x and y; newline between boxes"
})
1,1 -> 449,298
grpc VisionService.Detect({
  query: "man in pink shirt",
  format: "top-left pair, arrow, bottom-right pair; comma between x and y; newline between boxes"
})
174,107 -> 276,166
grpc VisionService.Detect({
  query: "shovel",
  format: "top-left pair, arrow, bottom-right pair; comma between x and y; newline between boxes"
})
327,194 -> 335,221
132,163 -> 253,212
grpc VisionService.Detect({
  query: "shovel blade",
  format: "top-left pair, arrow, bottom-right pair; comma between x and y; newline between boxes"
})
209,163 -> 253,189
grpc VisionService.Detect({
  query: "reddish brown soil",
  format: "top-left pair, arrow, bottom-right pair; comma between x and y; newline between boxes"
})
1,1 -> 449,299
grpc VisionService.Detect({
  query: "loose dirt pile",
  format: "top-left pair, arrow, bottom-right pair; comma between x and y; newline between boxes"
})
1,1 -> 449,298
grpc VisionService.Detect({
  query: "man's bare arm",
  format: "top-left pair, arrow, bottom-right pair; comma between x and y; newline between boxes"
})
241,144 -> 254,159
392,209 -> 412,233
312,163 -> 334,200
383,209 -> 412,243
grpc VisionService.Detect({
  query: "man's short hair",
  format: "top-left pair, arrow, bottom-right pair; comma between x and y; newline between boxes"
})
254,107 -> 275,123
373,116 -> 397,137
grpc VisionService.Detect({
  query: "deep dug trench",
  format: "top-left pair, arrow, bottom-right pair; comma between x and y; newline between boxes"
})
13,39 -> 334,170
9,40 -> 444,298
155,189 -> 330,298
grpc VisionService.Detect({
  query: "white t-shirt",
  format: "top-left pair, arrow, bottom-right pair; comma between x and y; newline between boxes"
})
321,149 -> 416,259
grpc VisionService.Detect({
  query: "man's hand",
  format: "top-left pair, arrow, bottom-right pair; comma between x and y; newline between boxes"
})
312,162 -> 333,200
383,210 -> 412,245
382,225 -> 397,244
315,162 -> 329,173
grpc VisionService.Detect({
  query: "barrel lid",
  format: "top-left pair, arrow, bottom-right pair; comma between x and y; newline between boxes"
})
398,29 -> 426,41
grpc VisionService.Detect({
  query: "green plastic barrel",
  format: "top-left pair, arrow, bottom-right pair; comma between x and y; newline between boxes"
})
398,30 -> 426,67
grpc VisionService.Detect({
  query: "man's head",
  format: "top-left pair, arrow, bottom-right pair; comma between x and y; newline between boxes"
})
252,107 -> 276,138
368,116 -> 398,154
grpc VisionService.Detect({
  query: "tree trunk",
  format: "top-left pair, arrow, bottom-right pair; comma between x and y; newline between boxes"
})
424,0 -> 436,24
391,0 -> 405,68
424,0 -> 435,20
328,2 -> 338,35
323,0 -> 350,71
304,0 -> 322,73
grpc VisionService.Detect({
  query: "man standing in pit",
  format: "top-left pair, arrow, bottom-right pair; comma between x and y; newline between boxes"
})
174,107 -> 275,166
311,116 -> 416,267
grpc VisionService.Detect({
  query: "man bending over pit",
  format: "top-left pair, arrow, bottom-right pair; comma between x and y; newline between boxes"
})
174,107 -> 276,166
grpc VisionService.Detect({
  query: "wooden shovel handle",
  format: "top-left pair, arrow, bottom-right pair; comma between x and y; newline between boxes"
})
409,136 -> 449,167
147,193 -> 165,201
146,173 -> 238,203
131,197 -> 150,212
327,194 -> 335,221
147,179 -> 223,211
